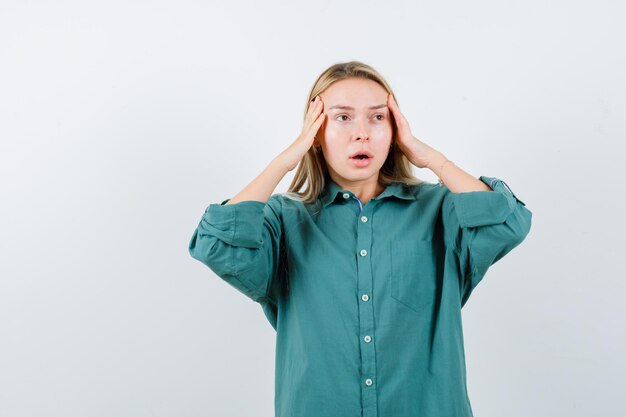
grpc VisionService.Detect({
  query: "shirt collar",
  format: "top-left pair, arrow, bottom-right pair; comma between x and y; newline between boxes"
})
319,178 -> 416,208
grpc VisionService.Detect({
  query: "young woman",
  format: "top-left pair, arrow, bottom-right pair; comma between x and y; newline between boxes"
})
189,61 -> 532,417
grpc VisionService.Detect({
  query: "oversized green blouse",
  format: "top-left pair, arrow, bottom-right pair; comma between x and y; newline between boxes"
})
188,175 -> 532,417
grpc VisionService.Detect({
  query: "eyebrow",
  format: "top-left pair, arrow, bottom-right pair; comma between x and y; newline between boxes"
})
328,104 -> 388,111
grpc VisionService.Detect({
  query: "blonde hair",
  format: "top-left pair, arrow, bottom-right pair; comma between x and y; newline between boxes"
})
283,60 -> 425,205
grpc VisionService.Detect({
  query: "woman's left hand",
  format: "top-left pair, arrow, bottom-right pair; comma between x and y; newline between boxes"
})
387,94 -> 442,169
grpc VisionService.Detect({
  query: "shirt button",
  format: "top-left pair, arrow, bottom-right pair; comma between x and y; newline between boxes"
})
360,249 -> 368,256
365,378 -> 373,386
364,335 -> 371,343
342,193 -> 350,199
361,215 -> 368,222
361,294 -> 369,301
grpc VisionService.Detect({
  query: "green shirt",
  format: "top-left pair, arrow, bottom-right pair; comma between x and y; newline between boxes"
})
188,175 -> 532,417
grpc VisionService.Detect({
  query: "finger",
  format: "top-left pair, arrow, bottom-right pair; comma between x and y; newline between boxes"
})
388,95 -> 401,120
389,95 -> 409,129
305,97 -> 321,125
313,111 -> 325,128
307,96 -> 319,114
308,98 -> 324,125
306,96 -> 315,112
388,94 -> 400,114
309,111 -> 325,135
308,96 -> 322,115
387,95 -> 400,125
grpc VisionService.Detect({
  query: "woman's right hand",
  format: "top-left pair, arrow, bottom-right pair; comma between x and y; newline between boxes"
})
278,95 -> 325,172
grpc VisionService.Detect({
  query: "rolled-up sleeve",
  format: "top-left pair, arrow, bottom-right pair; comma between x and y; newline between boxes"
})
441,176 -> 532,306
188,195 -> 284,306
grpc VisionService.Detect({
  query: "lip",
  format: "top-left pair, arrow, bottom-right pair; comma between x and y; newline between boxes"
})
349,157 -> 372,168
348,150 -> 374,159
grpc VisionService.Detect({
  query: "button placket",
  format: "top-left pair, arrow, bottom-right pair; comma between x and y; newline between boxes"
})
352,195 -> 363,214
355,201 -> 378,416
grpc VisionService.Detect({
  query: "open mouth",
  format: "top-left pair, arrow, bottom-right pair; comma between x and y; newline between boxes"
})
349,149 -> 374,160
349,152 -> 373,167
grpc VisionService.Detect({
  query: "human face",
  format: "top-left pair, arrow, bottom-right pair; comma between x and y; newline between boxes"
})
316,78 -> 393,186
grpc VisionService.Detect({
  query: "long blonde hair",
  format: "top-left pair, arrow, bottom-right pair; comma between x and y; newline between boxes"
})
283,60 -> 424,205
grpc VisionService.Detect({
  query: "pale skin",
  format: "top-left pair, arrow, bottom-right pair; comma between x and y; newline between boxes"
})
226,77 -> 490,206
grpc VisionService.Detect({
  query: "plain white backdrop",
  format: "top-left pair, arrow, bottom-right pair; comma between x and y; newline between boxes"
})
1,1 -> 624,416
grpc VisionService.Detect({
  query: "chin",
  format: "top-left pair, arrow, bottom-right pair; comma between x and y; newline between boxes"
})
338,168 -> 381,181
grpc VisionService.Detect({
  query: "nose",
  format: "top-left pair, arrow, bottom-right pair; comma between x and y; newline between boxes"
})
353,135 -> 370,144
352,121 -> 370,142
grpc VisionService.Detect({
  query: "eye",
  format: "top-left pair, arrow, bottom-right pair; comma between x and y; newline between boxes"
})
336,114 -> 350,121
374,114 -> 385,121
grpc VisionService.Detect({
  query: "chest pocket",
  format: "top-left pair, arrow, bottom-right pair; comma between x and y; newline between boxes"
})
390,239 -> 437,313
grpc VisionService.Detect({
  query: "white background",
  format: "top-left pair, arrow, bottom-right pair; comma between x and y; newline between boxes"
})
1,1 -> 624,416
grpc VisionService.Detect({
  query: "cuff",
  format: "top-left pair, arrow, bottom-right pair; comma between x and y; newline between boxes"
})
453,176 -> 526,228
200,198 -> 266,247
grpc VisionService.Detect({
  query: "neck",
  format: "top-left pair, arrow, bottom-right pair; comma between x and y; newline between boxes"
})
331,174 -> 385,205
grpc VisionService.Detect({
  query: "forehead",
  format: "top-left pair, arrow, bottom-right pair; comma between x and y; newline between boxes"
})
321,78 -> 388,109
